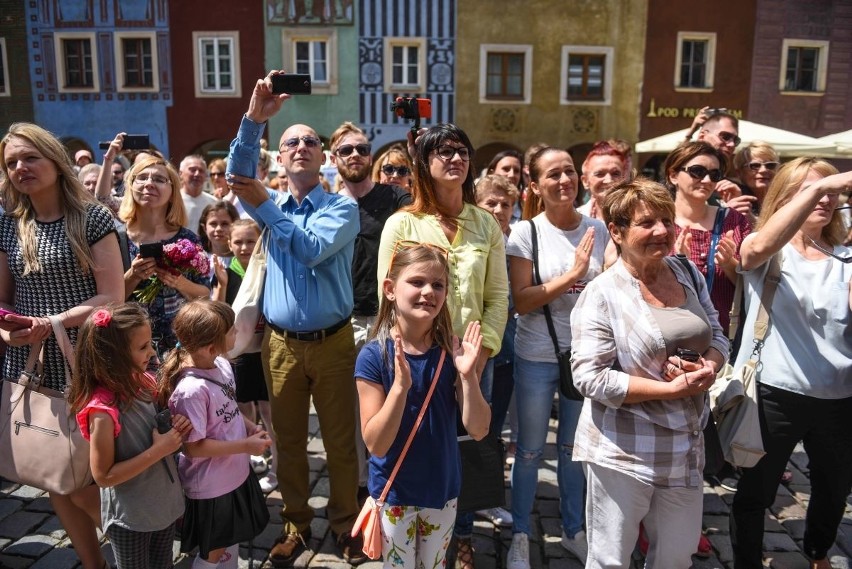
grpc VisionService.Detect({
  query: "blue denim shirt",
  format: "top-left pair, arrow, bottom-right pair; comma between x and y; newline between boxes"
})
227,115 -> 359,331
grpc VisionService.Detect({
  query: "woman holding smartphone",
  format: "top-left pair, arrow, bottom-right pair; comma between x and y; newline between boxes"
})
119,156 -> 210,356
0,122 -> 125,569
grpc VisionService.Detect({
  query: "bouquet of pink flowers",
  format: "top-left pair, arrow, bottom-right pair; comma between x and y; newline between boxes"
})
135,239 -> 210,304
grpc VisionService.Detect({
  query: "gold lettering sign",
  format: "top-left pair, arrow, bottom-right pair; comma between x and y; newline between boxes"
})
646,99 -> 743,119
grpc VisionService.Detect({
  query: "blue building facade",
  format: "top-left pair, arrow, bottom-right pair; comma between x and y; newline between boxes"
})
358,0 -> 456,150
25,0 -> 172,156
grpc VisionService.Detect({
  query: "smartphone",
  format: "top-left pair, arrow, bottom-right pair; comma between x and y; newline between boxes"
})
676,348 -> 701,362
0,308 -> 27,332
271,73 -> 312,95
139,242 -> 163,260
98,134 -> 150,150
155,408 -> 172,434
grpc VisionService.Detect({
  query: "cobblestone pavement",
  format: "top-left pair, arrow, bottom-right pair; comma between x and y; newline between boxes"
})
1,410 -> 850,568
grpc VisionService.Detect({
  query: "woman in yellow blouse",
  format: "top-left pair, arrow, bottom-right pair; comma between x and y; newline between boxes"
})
376,123 -> 508,569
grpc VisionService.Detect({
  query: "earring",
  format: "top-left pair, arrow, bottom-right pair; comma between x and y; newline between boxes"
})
388,295 -> 395,301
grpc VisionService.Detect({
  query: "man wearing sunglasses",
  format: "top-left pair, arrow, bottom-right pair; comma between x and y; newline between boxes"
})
328,121 -> 412,501
686,107 -> 746,209
226,72 -> 367,567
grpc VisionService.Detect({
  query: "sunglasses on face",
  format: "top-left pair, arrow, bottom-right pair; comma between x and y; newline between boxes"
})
280,135 -> 322,151
679,165 -> 723,183
717,131 -> 742,146
381,164 -> 411,177
746,161 -> 779,172
335,143 -> 371,158
433,145 -> 471,162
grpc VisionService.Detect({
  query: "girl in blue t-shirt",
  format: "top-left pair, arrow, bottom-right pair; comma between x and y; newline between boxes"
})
355,242 -> 491,567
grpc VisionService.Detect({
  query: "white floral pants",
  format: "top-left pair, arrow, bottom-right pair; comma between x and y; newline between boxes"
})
380,498 -> 457,568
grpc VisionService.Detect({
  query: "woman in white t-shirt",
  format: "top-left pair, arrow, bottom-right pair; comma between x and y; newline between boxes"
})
731,157 -> 852,569
505,147 -> 610,568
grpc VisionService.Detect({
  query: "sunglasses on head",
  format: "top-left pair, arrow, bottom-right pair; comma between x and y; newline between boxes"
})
280,135 -> 322,150
434,145 -> 471,162
381,164 -> 411,177
335,143 -> 371,158
388,240 -> 451,276
679,165 -> 723,183
747,161 -> 779,172
717,131 -> 742,146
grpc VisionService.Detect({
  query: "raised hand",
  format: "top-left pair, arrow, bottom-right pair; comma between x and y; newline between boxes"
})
573,227 -> 595,277
724,195 -> 758,218
392,335 -> 412,392
674,229 -> 692,256
715,179 -> 741,204
246,70 -> 291,124
227,173 -> 269,208
453,321 -> 483,379
714,230 -> 737,268
211,255 -> 228,287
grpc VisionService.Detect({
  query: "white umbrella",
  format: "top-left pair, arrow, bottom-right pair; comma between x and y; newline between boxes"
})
816,129 -> 852,155
635,119 -> 836,157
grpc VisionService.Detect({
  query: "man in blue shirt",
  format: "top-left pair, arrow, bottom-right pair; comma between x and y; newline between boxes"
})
226,71 -> 364,567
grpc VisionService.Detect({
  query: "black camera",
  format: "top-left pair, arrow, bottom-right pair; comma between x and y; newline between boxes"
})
390,97 -> 432,135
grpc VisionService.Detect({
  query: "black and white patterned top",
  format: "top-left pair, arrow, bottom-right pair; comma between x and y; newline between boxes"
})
0,204 -> 116,391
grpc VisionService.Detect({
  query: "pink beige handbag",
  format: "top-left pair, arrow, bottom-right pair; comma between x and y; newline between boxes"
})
0,316 -> 93,494
351,349 -> 446,560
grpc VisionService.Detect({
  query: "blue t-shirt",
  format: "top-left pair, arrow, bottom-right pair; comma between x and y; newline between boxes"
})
355,339 -> 461,509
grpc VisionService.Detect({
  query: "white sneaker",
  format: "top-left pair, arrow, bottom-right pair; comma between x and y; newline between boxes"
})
507,532 -> 530,569
250,454 -> 268,475
476,507 -> 513,527
259,473 -> 278,493
560,530 -> 588,563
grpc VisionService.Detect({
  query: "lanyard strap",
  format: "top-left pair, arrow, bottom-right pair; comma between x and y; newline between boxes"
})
377,349 -> 447,503
704,207 -> 728,293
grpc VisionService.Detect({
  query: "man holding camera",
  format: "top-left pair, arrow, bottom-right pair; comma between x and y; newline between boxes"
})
226,71 -> 364,567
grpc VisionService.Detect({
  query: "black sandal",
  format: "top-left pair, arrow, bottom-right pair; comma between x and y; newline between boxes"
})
455,537 -> 475,569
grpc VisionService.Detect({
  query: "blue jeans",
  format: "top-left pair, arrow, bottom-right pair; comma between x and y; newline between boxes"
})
510,356 -> 584,537
453,360 -> 494,538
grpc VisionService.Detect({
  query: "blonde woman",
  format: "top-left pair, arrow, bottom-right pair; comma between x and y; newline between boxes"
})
0,122 -> 125,569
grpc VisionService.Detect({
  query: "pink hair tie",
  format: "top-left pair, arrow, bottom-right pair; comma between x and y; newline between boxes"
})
92,309 -> 112,328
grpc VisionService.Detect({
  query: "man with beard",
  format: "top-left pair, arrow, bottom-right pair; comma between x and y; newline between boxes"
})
328,121 -> 411,502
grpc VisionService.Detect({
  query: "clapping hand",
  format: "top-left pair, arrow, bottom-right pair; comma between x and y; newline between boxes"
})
453,321 -> 483,380
573,228 -> 595,277
392,334 -> 413,392
674,229 -> 693,257
714,230 -> 737,268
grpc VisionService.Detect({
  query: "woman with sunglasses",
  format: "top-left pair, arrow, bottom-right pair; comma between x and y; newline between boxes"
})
665,141 -> 752,335
730,141 -> 781,219
377,124 -> 508,569
730,158 -> 852,569
372,145 -> 414,191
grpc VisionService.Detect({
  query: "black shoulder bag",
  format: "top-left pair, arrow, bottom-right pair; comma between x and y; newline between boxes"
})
529,220 -> 583,401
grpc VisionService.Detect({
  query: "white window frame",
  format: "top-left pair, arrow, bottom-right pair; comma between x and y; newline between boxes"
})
54,32 -> 100,93
282,28 -> 337,95
384,37 -> 426,93
479,44 -> 532,105
559,45 -> 613,106
779,39 -> 829,95
674,32 -> 716,92
113,31 -> 159,93
193,31 -> 241,98
0,38 -> 9,96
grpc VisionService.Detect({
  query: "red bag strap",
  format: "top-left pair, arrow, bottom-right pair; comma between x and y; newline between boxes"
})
377,348 -> 447,503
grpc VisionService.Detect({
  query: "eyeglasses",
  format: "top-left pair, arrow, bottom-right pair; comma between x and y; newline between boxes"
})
747,161 -> 779,172
433,145 -> 471,162
717,131 -> 742,146
388,240 -> 450,276
805,235 -> 852,263
335,143 -> 371,158
679,165 -> 723,183
209,172 -> 225,178
381,164 -> 411,177
133,174 -> 171,185
280,135 -> 323,151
